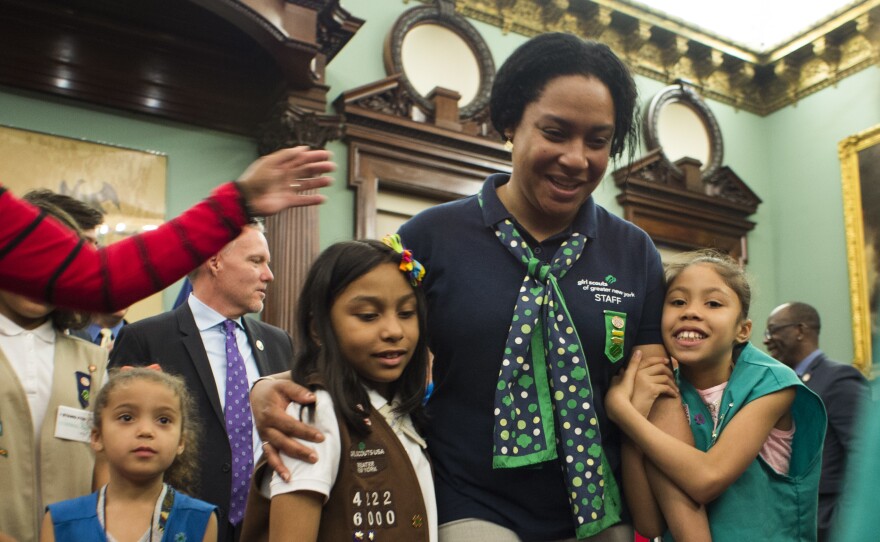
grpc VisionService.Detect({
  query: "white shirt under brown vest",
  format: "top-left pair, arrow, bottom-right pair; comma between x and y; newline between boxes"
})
241,386 -> 436,541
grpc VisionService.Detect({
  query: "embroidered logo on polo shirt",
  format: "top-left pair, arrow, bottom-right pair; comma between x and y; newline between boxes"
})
576,277 -> 635,305
350,441 -> 388,476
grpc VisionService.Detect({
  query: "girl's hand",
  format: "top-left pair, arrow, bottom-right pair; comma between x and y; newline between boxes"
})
632,356 -> 679,418
606,350 -> 643,424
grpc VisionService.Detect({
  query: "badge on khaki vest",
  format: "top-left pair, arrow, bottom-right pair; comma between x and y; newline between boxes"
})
75,371 -> 92,408
55,405 -> 93,443
603,310 -> 626,363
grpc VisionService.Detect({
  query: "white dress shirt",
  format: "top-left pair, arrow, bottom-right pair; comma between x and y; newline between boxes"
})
0,312 -> 56,439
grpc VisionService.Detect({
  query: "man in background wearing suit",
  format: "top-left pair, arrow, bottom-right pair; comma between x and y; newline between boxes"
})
764,301 -> 869,542
110,222 -> 292,542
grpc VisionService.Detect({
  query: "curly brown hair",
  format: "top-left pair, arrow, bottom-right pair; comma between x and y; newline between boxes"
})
92,367 -> 201,493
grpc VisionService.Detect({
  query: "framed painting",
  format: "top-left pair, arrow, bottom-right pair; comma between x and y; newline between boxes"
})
0,124 -> 167,319
839,124 -> 880,374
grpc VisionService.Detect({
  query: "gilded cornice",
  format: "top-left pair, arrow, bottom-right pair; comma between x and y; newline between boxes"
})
425,0 -> 880,115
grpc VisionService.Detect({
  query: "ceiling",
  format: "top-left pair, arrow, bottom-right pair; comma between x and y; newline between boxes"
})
627,0 -> 863,52
452,0 -> 880,114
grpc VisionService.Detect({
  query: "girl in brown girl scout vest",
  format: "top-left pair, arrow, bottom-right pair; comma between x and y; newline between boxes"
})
241,236 -> 435,541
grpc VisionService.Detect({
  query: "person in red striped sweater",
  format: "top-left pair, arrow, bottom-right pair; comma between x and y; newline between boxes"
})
0,146 -> 333,312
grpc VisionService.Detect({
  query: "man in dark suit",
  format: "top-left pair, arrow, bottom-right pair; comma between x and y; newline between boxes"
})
764,301 -> 869,542
110,223 -> 293,542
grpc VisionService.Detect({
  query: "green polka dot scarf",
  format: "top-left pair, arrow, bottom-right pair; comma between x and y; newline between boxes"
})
488,207 -> 622,538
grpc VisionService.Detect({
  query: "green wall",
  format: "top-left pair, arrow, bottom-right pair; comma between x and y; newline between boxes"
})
764,66 -> 880,363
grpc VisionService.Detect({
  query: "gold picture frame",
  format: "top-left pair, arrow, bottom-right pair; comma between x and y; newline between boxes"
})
0,124 -> 167,320
839,124 -> 880,374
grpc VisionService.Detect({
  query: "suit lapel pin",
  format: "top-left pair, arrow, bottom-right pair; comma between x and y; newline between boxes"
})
802,372 -> 811,382
255,340 -> 265,351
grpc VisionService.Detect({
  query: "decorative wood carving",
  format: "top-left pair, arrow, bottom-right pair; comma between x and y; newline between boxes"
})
441,0 -> 880,116
616,83 -> 760,262
0,0 -> 363,136
384,0 -> 496,120
613,150 -> 761,263
643,81 -> 724,181
335,75 -> 510,239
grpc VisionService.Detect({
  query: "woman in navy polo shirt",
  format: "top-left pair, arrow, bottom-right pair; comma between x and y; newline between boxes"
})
252,33 -> 670,541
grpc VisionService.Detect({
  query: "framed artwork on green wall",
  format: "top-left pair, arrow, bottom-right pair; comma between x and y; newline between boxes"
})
0,124 -> 167,321
839,124 -> 880,374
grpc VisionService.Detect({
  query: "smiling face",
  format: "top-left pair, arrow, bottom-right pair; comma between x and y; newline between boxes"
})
500,74 -> 615,238
763,305 -> 802,367
209,226 -> 274,318
662,263 -> 752,378
92,380 -> 185,484
330,263 -> 419,399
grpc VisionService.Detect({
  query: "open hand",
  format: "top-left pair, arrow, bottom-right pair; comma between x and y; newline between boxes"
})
236,146 -> 335,216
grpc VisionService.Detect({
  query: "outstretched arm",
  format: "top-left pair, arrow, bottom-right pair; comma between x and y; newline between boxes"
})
608,356 -> 794,505
0,146 -> 333,311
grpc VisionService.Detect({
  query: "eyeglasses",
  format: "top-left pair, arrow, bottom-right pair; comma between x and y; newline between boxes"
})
763,323 -> 801,340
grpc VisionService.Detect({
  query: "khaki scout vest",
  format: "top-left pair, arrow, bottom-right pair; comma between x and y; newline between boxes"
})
0,333 -> 107,542
241,390 -> 430,541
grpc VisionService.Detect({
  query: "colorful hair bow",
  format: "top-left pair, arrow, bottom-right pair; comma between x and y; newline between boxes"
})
382,234 -> 426,287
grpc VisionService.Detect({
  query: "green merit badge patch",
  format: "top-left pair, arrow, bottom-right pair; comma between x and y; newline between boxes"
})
603,310 -> 626,363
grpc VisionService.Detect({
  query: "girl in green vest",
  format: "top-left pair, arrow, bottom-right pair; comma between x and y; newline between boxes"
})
606,250 -> 826,541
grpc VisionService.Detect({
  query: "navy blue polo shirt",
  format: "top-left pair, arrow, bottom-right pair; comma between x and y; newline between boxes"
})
399,173 -> 664,541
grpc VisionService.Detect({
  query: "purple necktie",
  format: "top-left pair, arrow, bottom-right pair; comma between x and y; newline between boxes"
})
223,319 -> 253,525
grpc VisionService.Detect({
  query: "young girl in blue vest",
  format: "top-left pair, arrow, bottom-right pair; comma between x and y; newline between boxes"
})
41,367 -> 218,542
240,235 -> 435,542
606,250 -> 826,541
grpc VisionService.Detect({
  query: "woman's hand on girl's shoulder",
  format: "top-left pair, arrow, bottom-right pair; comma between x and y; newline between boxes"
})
250,372 -> 325,481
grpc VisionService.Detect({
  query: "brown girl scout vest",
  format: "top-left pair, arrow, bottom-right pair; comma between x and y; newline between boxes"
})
241,390 -> 430,541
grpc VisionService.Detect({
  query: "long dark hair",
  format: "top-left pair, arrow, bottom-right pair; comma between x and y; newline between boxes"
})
293,239 -> 429,436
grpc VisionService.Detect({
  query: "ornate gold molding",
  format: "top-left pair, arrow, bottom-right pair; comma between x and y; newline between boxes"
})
839,124 -> 880,373
437,0 -> 880,115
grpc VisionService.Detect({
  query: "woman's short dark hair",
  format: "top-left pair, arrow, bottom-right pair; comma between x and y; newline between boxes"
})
490,32 -> 639,161
293,240 -> 429,436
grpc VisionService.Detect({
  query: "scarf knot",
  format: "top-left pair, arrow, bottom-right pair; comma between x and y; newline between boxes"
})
527,257 -> 551,282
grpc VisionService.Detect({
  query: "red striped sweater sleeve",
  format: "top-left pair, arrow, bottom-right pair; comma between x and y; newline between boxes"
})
0,182 -> 249,311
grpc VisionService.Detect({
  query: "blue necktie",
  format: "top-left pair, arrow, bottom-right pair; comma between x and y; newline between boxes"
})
223,319 -> 253,525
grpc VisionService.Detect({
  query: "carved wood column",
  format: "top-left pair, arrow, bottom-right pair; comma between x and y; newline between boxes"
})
258,97 -> 344,336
